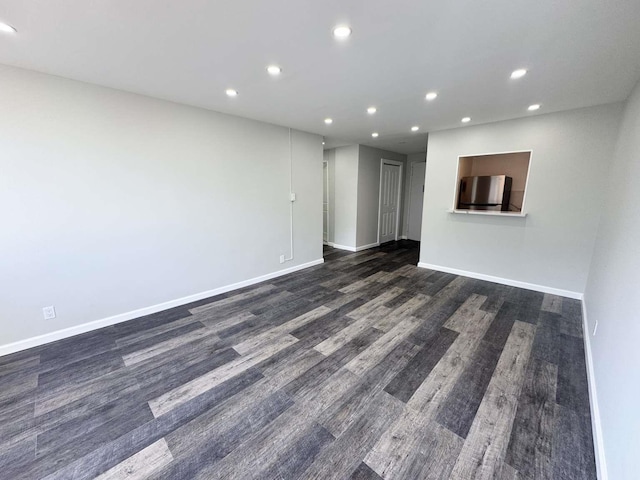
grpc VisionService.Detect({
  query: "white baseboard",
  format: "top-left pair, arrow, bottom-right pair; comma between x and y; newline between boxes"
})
0,258 -> 325,358
581,298 -> 608,480
355,242 -> 380,252
329,243 -> 357,252
400,235 -> 408,240
329,242 -> 382,253
416,262 -> 583,300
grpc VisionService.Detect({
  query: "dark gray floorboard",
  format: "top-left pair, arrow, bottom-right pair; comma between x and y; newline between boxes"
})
556,333 -> 591,414
0,240 -> 595,480
111,307 -> 194,339
505,358 -> 557,479
384,327 -> 458,403
284,328 -> 383,399
304,391 -> 403,479
42,368 -> 263,480
257,423 -> 335,479
560,298 -> 584,338
531,311 -> 562,365
514,289 -> 545,325
37,350 -> 124,391
436,339 -> 503,438
115,321 -> 205,357
483,300 -> 518,348
551,404 -> 597,480
349,462 -> 384,480
155,391 -> 294,479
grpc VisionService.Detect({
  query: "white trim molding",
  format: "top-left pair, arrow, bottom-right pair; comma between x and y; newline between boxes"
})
581,298 -> 608,480
356,242 -> 380,252
377,158 -> 404,244
417,262 -> 583,299
329,242 -> 380,252
0,258 -> 325,357
448,209 -> 528,218
328,242 -> 380,252
329,243 -> 357,252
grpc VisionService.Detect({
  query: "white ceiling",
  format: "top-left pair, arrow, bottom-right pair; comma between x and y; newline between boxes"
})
1,0 -> 639,154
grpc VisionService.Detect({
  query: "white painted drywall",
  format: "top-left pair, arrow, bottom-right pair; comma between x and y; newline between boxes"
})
0,64 -> 322,348
356,146 -> 407,247
420,103 -> 622,294
403,152 -> 427,237
584,80 -> 640,480
332,145 -> 359,248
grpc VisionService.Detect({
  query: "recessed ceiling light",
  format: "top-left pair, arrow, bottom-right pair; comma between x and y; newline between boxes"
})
511,69 -> 527,79
324,118 -> 333,125
367,107 -> 377,114
225,89 -> 238,97
371,132 -> 379,138
461,117 -> 471,123
425,92 -> 438,101
528,104 -> 541,111
333,25 -> 352,39
411,126 -> 419,132
322,141 -> 325,145
0,22 -> 16,34
266,65 -> 282,75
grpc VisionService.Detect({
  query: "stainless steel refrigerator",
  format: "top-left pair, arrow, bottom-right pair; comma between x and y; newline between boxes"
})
457,175 -> 513,211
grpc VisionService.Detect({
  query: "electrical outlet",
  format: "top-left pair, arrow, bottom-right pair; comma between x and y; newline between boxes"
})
43,306 -> 56,320
593,320 -> 598,336
279,255 -> 285,264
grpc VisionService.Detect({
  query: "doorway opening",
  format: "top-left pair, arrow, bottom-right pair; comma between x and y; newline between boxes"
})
323,160 -> 329,245
378,159 -> 403,244
406,160 -> 426,241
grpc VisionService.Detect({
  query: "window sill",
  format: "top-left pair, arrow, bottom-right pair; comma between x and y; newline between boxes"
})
448,209 -> 527,217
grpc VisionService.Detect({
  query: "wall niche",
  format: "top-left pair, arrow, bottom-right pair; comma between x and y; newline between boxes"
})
454,151 -> 531,213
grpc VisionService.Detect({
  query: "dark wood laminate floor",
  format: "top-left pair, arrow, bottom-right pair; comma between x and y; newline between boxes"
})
0,241 -> 596,479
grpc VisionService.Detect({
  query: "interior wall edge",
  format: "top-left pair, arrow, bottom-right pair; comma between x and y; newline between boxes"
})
416,262 -> 583,299
0,258 -> 324,358
581,297 -> 609,480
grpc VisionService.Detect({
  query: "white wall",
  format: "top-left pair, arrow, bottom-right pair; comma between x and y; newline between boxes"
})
584,81 -> 640,480
356,146 -> 407,247
420,103 -> 622,296
332,145 -> 359,248
0,64 -> 322,349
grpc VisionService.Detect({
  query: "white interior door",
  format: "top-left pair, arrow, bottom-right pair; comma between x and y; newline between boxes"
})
323,161 -> 328,244
379,161 -> 402,244
407,161 -> 426,241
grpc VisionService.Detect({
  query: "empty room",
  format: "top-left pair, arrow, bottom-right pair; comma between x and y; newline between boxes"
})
1,1 -> 639,479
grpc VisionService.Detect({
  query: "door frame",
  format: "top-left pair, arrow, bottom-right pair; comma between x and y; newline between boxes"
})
406,160 -> 426,240
323,160 -> 329,245
377,158 -> 404,244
